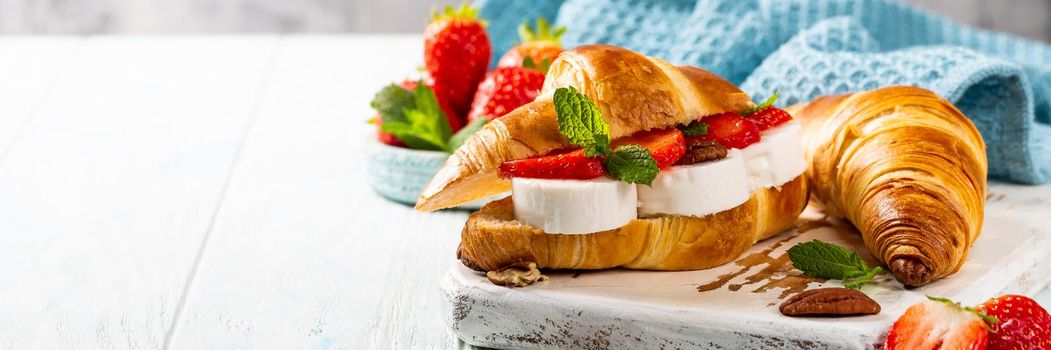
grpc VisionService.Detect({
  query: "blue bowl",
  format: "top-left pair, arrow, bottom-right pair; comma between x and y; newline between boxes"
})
365,140 -> 450,206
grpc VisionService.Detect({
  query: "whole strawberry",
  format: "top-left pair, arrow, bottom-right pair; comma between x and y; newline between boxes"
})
424,3 -> 491,129
977,294 -> 1051,349
886,296 -> 990,350
497,17 -> 566,72
466,66 -> 544,122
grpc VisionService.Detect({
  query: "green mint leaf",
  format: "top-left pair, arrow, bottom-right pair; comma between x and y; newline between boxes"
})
843,266 -> 883,289
741,91 -> 781,116
585,133 -> 610,157
380,120 -> 441,151
411,83 -> 453,143
371,83 -> 416,123
787,239 -> 871,280
379,83 -> 454,152
679,121 -> 709,137
553,86 -> 610,156
603,145 -> 658,185
447,118 -> 487,152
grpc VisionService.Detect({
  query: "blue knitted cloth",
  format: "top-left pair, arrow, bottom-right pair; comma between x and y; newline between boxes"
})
478,0 -> 1051,184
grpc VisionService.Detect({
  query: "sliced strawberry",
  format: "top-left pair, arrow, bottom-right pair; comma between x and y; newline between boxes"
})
467,67 -> 545,122
612,128 -> 685,169
977,294 -> 1051,349
746,107 -> 793,131
499,129 -> 684,179
685,112 -> 761,149
499,149 -> 605,180
887,297 -> 989,350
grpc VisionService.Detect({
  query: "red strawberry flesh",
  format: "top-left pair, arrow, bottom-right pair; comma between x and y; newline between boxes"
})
747,107 -> 793,131
499,149 -> 605,180
499,128 -> 685,179
685,112 -> 761,149
886,298 -> 989,350
612,128 -> 685,169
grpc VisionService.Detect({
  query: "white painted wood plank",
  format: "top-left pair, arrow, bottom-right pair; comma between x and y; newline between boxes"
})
0,37 -> 84,154
168,35 -> 469,349
0,36 -> 277,349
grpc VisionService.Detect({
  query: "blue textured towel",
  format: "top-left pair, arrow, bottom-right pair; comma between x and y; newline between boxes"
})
478,0 -> 1051,184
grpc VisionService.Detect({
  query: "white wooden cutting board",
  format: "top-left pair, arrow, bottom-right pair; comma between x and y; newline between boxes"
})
440,182 -> 1051,349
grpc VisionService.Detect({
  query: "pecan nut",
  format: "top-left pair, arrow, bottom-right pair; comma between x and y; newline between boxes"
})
779,287 -> 881,317
675,141 -> 727,166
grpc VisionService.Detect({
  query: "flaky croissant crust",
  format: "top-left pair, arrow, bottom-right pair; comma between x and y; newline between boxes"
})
788,86 -> 987,286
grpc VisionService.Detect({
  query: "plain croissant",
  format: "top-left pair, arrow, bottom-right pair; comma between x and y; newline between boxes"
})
415,45 -> 809,283
787,86 -> 987,287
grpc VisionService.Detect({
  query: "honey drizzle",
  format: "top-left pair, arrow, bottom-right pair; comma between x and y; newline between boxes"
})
696,217 -> 834,298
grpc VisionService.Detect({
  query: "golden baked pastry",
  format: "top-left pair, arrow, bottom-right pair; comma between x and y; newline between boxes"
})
415,45 -> 753,212
787,86 -> 987,287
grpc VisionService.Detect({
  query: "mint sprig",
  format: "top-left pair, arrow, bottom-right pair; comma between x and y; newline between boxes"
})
554,86 -> 610,157
604,145 -> 659,184
740,92 -> 780,116
787,239 -> 885,289
552,87 -> 658,185
373,81 -> 485,153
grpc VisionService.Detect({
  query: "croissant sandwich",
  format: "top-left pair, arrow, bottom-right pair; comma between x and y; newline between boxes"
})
788,86 -> 987,287
417,45 -> 810,287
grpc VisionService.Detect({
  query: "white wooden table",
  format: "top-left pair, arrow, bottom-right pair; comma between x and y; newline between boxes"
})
0,35 -> 477,349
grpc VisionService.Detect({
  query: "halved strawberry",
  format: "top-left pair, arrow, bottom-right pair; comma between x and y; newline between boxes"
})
886,297 -> 989,350
612,128 -> 685,169
685,112 -> 761,149
977,294 -> 1051,349
499,149 -> 605,180
746,107 -> 793,131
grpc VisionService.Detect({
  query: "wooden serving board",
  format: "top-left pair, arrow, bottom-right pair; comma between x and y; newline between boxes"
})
440,182 -> 1051,349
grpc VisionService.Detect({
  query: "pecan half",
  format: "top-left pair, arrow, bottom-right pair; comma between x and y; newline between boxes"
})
779,287 -> 881,317
675,141 -> 727,166
486,262 -> 548,287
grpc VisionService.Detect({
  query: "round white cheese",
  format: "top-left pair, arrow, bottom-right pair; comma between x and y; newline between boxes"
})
512,177 -> 638,235
637,150 -> 750,218
741,122 -> 807,191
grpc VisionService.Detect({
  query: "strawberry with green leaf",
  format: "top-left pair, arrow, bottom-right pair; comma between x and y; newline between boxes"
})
741,92 -> 792,131
497,17 -> 565,73
887,296 -> 993,350
425,3 -> 491,124
370,81 -> 486,153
